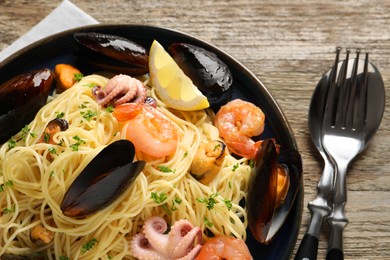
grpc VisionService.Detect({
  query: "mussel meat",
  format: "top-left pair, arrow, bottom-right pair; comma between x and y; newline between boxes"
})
38,118 -> 69,144
61,140 -> 145,218
0,68 -> 53,144
74,32 -> 149,75
246,139 -> 302,244
168,42 -> 233,110
190,140 -> 227,184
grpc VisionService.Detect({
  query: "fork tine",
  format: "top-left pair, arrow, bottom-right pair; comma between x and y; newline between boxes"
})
323,47 -> 341,127
345,49 -> 360,128
353,52 -> 369,129
334,49 -> 351,127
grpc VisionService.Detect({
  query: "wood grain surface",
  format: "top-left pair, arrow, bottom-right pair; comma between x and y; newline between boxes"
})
1,0 -> 389,259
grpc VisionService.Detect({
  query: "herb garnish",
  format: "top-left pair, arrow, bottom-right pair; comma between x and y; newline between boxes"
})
203,216 -> 214,227
80,110 -> 97,121
196,193 -> 219,210
157,165 -> 174,173
7,138 -> 16,150
81,238 -> 98,254
105,105 -> 114,113
74,72 -> 84,82
70,135 -> 86,151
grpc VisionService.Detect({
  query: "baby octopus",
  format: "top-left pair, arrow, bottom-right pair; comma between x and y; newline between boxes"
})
130,216 -> 202,260
93,74 -> 146,106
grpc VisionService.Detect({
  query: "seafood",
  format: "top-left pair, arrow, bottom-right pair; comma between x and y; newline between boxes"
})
214,99 -> 265,159
130,216 -> 202,260
53,63 -> 82,93
30,224 -> 54,245
195,236 -> 253,260
190,140 -> 227,184
74,32 -> 149,75
113,103 -> 179,158
0,68 -> 53,144
246,139 -> 302,244
60,140 -> 145,218
38,118 -> 69,144
168,42 -> 233,110
92,74 -> 147,107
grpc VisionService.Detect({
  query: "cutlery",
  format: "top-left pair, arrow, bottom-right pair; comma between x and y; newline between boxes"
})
322,48 -> 384,260
294,49 -> 339,260
295,48 -> 385,260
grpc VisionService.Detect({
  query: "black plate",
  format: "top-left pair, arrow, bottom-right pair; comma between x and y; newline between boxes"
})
0,24 -> 303,260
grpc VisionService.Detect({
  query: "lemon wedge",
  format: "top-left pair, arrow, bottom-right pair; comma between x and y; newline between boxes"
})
149,40 -> 209,111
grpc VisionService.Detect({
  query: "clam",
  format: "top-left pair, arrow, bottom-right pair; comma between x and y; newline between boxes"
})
73,32 -> 149,75
167,42 -> 233,109
246,139 -> 302,244
0,68 -> 53,144
61,140 -> 145,218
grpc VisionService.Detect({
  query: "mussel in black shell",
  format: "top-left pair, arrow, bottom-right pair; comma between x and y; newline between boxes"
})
0,68 -> 53,144
246,139 -> 302,244
74,32 -> 149,75
61,140 -> 145,218
168,42 -> 233,109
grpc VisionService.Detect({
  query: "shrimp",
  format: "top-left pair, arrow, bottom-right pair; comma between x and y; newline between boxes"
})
113,103 -> 179,158
214,99 -> 265,159
195,236 -> 253,260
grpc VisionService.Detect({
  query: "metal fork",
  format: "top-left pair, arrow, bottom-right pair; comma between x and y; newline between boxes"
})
321,48 -> 369,260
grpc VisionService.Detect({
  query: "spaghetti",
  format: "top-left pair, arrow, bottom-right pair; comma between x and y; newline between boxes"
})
0,74 -> 252,259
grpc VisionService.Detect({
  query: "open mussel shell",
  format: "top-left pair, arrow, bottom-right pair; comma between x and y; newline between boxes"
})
61,140 -> 145,218
168,42 -> 233,110
0,68 -> 53,144
73,32 -> 149,75
246,139 -> 302,244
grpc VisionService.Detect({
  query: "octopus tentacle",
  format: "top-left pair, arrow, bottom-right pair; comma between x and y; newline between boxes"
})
171,227 -> 202,258
176,244 -> 202,260
94,74 -> 146,106
129,233 -> 169,260
114,77 -> 146,105
142,216 -> 170,255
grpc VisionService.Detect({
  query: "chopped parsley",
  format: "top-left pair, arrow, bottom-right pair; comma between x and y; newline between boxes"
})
60,256 -> 70,260
157,165 -> 174,173
80,110 -> 98,121
74,72 -> 84,82
3,205 -> 15,214
70,135 -> 86,151
7,138 -> 16,150
232,163 -> 239,172
43,132 -> 51,143
105,105 -> 114,113
151,192 -> 168,204
223,199 -> 232,211
0,180 -> 14,192
183,151 -> 188,157
48,147 -> 57,154
213,143 -> 221,151
203,216 -> 214,227
21,125 -> 31,140
249,159 -> 255,168
81,238 -> 98,254
151,192 -> 181,216
56,111 -> 65,118
79,103 -> 87,109
196,193 -> 219,210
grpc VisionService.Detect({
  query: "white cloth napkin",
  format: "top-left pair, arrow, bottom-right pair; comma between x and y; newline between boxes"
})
0,0 -> 98,62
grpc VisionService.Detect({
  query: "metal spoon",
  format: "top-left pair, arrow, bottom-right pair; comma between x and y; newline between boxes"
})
295,48 -> 385,260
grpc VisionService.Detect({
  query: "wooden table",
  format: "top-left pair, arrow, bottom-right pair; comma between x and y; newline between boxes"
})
1,0 -> 389,259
